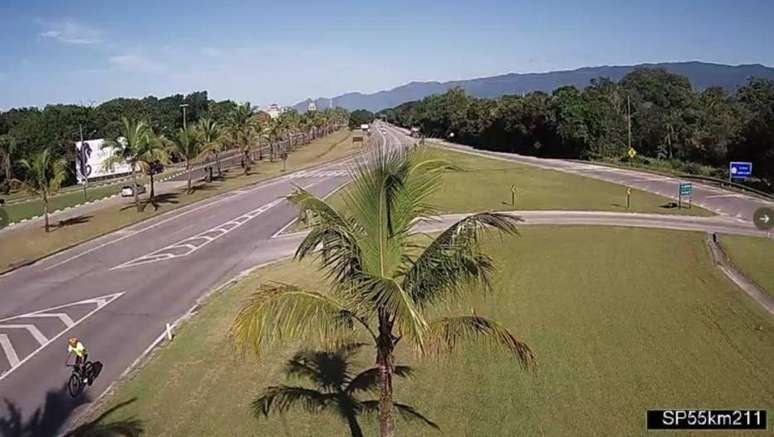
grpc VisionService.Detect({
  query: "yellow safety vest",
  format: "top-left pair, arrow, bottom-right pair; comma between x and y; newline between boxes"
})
68,341 -> 87,358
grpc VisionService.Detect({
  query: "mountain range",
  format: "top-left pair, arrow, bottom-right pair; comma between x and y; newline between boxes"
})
293,61 -> 774,113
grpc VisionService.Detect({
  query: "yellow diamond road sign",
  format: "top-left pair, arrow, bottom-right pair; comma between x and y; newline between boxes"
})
627,147 -> 637,159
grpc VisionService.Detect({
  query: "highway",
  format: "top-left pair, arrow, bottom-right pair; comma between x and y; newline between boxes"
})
0,122 -> 769,436
0,125 -> 399,436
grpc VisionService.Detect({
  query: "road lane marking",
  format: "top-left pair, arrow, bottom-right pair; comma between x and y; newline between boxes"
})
22,312 -> 76,327
0,292 -> 124,381
0,334 -> 20,367
111,198 -> 285,270
1,324 -> 48,345
41,176 -> 292,271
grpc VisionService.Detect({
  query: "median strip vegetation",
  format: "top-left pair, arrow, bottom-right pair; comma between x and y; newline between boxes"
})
89,227 -> 774,436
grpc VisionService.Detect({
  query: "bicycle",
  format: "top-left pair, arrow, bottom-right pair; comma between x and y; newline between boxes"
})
66,360 -> 101,397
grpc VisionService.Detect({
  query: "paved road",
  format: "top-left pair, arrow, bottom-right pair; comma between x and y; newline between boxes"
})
0,122 -> 768,436
0,125 -> 395,436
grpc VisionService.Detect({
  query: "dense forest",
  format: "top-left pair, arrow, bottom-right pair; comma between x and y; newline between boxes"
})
0,91 -> 347,190
379,69 -> 774,191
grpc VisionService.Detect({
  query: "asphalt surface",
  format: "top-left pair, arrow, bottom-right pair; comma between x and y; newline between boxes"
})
0,123 -> 770,436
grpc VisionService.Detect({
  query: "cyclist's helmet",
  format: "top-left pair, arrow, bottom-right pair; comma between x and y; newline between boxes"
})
68,337 -> 78,346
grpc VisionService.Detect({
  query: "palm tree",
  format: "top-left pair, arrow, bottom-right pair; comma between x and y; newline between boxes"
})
17,149 -> 68,232
231,145 -> 535,437
254,343 -> 437,437
0,134 -> 17,187
136,133 -> 169,207
198,118 -> 224,177
103,118 -> 151,212
229,102 -> 255,169
168,126 -> 204,194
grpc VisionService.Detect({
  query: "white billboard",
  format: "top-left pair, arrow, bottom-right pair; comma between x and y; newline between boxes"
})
75,139 -> 132,183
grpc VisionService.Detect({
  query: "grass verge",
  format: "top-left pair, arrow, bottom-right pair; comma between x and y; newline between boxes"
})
720,234 -> 774,297
0,130 -> 354,272
90,227 -> 773,436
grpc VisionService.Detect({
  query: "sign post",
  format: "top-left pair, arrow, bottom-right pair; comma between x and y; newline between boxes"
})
729,161 -> 753,182
678,182 -> 693,209
511,184 -> 517,208
626,187 -> 631,209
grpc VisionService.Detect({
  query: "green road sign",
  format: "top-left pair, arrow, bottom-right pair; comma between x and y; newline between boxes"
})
679,183 -> 693,196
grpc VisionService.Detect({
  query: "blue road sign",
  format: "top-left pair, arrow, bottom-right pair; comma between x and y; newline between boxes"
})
679,183 -> 693,196
729,161 -> 753,179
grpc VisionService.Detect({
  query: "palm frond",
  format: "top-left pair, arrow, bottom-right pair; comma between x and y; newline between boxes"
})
359,275 -> 427,347
402,212 -> 521,309
360,401 -> 439,429
252,385 -> 331,418
230,283 -> 362,355
425,316 -> 535,370
346,365 -> 413,395
288,188 -> 366,286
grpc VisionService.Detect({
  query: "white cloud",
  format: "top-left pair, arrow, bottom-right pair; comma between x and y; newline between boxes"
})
39,19 -> 102,45
109,54 -> 166,75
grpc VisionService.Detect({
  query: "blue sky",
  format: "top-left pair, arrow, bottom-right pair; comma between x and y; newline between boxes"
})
1,0 -> 773,110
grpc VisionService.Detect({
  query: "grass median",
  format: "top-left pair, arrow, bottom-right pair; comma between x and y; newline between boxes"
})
0,130 -> 356,272
720,234 -> 774,297
288,146 -> 712,232
90,226 -> 773,436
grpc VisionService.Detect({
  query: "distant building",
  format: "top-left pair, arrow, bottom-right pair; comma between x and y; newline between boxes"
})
307,101 -> 317,112
266,104 -> 281,119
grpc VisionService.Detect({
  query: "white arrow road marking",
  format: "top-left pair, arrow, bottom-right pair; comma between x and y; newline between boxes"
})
0,334 -> 20,367
0,292 -> 124,381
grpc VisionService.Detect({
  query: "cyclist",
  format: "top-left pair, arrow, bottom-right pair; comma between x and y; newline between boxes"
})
65,337 -> 89,383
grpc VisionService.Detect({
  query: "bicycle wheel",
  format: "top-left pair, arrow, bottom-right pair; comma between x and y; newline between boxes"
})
83,361 -> 96,385
67,373 -> 83,397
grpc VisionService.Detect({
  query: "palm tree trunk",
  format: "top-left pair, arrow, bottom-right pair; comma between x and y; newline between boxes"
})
345,413 -> 364,437
376,331 -> 396,437
149,172 -> 155,203
43,192 -> 50,232
186,160 -> 192,193
131,166 -> 140,212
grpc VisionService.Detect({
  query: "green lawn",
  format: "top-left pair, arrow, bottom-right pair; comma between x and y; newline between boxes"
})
324,147 -> 712,216
0,130 -> 354,272
721,235 -> 774,297
91,227 -> 773,436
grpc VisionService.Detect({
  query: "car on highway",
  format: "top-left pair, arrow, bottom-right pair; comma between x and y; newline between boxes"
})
120,184 -> 146,197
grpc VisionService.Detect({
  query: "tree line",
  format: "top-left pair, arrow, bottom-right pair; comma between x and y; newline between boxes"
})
379,68 -> 774,191
0,91 -> 349,192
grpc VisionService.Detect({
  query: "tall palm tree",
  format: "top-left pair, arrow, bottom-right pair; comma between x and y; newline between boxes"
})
103,118 -> 151,212
168,126 -> 204,194
254,343 -> 436,437
17,149 -> 68,232
198,118 -> 224,177
231,145 -> 535,437
136,133 -> 169,207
